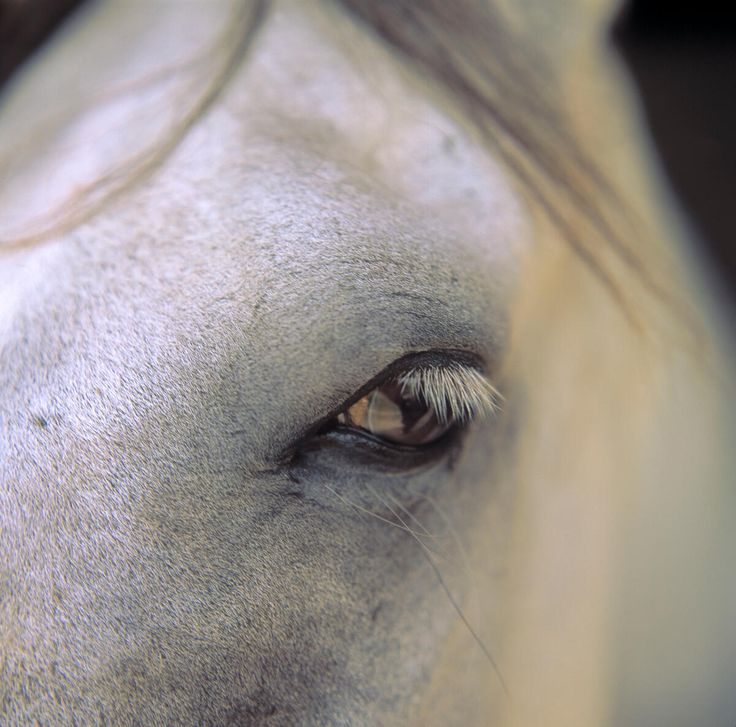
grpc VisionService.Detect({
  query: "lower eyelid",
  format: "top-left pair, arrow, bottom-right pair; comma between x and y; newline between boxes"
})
295,423 -> 464,475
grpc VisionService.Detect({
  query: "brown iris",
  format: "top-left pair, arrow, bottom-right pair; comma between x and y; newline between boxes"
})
335,380 -> 452,446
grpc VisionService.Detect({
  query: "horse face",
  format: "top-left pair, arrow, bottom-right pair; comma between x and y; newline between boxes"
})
1,2 -> 527,722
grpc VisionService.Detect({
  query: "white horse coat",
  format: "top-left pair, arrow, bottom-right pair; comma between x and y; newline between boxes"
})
1,1 -> 734,725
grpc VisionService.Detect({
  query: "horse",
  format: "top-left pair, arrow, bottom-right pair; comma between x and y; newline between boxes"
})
1,1 -> 734,724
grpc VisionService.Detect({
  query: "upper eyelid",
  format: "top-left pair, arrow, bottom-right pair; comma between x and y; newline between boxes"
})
328,349 -> 488,421
397,364 -> 502,424
285,349 -> 496,457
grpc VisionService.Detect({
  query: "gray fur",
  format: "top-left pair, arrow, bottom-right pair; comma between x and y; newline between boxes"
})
0,1 -> 525,723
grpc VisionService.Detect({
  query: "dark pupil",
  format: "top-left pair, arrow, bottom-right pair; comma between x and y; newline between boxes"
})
336,380 -> 452,446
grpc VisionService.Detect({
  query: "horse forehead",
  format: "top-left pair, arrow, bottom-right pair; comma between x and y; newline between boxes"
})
222,2 -> 524,253
0,0 -> 525,268
154,0 -> 526,309
0,0 -> 529,451
0,0 -> 529,454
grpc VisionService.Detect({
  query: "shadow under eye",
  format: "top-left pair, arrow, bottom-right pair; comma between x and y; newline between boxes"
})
279,421 -> 470,521
278,409 -> 460,478
294,418 -> 465,474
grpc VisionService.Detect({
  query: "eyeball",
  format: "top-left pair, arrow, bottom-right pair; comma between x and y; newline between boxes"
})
335,379 -> 454,446
330,361 -> 501,449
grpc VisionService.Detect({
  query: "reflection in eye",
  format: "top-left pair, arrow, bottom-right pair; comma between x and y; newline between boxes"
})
336,364 -> 501,447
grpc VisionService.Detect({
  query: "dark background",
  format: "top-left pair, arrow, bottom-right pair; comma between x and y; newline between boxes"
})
1,0 -> 734,307
614,0 -> 736,310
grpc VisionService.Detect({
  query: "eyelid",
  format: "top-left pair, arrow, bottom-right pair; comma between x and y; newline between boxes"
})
396,363 -> 502,424
284,349 -> 497,461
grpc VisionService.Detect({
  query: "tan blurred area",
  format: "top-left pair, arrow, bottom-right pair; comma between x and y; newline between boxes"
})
496,2 -> 736,725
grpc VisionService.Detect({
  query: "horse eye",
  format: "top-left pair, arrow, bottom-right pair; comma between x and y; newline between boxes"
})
335,379 -> 453,447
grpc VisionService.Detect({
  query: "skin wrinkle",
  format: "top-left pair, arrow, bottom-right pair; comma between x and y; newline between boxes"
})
0,0 -> 523,724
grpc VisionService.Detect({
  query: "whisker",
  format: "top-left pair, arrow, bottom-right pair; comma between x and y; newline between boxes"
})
321,484 -> 440,544
320,481 -> 510,697
366,486 -> 462,573
414,489 -> 473,580
364,485 -> 510,699
383,490 -> 435,539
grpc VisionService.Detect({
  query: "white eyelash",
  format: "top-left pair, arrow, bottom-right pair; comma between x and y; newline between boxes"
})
397,364 -> 502,425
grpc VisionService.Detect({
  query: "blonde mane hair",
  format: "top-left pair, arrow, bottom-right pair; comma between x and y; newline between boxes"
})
2,1 -> 734,725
